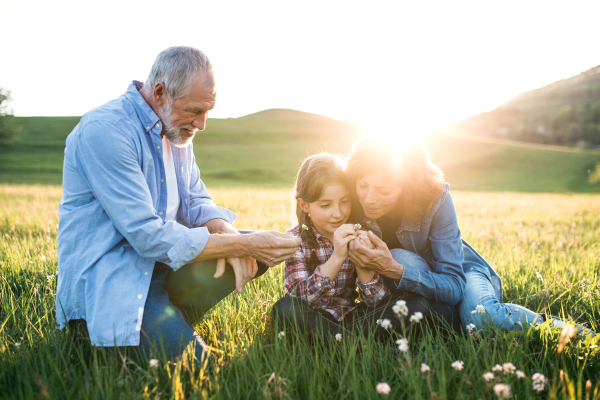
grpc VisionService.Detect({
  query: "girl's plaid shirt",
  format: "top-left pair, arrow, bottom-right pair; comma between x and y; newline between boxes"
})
284,224 -> 390,321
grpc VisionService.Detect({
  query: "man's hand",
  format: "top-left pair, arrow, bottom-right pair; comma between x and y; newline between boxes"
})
214,256 -> 258,293
348,231 -> 403,280
245,231 -> 301,267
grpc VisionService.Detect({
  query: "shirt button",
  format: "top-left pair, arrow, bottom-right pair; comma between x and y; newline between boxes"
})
144,272 -> 149,276
146,126 -> 150,130
157,145 -> 161,150
158,211 -> 163,216
161,179 -> 165,183
137,294 -> 142,299
155,123 -> 160,127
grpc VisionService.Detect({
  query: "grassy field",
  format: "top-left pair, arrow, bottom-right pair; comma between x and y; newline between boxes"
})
2,112 -> 600,192
1,184 -> 599,399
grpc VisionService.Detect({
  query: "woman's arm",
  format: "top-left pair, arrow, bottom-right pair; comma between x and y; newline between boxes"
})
349,193 -> 466,305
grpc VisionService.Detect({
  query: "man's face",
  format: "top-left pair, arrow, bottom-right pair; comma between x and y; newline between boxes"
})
160,73 -> 216,148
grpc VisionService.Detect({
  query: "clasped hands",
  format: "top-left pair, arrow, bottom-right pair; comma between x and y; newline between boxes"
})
347,228 -> 404,281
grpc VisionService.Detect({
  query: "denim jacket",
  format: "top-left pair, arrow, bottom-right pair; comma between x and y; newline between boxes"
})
359,183 -> 503,305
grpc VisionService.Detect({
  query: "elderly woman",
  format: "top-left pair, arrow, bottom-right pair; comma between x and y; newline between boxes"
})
345,134 -> 587,334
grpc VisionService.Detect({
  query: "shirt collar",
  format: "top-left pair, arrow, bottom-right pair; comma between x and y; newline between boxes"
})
124,80 -> 161,134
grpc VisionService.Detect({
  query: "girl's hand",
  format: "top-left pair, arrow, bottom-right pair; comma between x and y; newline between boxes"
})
357,230 -> 374,249
332,224 -> 358,260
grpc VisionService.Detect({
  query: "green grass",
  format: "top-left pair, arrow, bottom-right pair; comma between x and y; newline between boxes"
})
2,112 -> 600,192
1,185 -> 600,399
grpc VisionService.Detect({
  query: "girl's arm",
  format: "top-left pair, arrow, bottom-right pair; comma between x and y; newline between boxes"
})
356,271 -> 390,308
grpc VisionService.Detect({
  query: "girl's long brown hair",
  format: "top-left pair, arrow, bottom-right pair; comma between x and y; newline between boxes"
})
293,153 -> 348,274
345,134 -> 444,225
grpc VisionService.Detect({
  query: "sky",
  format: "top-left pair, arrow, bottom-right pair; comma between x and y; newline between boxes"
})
1,0 -> 600,133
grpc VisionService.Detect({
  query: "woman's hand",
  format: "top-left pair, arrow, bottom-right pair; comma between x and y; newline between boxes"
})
356,230 -> 373,249
348,231 -> 404,280
332,224 -> 358,260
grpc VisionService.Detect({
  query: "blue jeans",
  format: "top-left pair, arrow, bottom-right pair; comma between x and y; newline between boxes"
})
389,249 -> 541,332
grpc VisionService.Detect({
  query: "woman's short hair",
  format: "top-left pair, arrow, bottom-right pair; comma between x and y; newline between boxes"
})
345,134 -> 444,224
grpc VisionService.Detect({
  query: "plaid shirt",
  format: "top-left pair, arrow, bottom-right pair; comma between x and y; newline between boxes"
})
284,224 -> 390,321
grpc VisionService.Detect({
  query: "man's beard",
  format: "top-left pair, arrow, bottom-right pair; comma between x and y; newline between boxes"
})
159,101 -> 196,148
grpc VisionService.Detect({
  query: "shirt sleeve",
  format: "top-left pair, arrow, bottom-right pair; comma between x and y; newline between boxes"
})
391,191 -> 466,305
356,272 -> 390,307
187,149 -> 237,227
75,120 -> 209,271
284,246 -> 335,305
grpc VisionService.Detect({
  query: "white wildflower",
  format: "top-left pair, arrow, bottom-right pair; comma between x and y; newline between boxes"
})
409,312 -> 423,323
451,361 -> 464,371
376,382 -> 391,395
335,333 -> 342,342
516,370 -> 526,379
396,338 -> 408,353
502,362 -> 516,374
492,364 -> 503,372
41,255 -> 46,261
392,300 -> 409,316
420,363 -> 430,372
482,372 -> 495,382
149,359 -> 159,368
535,272 -> 546,283
380,319 -> 392,330
14,342 -> 21,348
471,305 -> 486,314
493,383 -> 511,398
278,331 -> 285,339
46,274 -> 54,283
467,323 -> 476,332
532,373 -> 546,392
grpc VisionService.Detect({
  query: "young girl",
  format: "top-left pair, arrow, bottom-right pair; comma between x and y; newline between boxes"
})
271,153 -> 430,338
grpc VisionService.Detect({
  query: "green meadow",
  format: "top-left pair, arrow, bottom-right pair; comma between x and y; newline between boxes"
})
2,110 -> 600,192
1,112 -> 600,399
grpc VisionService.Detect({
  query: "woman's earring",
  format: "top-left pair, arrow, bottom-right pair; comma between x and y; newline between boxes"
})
308,213 -> 311,218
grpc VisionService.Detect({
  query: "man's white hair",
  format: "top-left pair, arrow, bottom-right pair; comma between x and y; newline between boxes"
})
143,46 -> 214,100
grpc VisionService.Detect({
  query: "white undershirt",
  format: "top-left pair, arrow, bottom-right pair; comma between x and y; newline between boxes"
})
162,136 -> 180,221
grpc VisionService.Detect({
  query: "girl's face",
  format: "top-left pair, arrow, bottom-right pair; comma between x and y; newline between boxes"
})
299,181 -> 351,239
356,171 -> 403,220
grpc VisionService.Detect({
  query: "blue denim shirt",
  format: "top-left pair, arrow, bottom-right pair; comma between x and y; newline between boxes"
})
56,81 -> 236,347
360,183 -> 503,305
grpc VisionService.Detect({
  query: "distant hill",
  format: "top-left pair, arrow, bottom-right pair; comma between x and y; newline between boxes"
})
2,111 -> 599,192
445,65 -> 600,149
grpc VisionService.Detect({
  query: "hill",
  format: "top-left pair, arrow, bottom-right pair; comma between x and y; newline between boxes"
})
446,65 -> 600,148
1,111 -> 599,192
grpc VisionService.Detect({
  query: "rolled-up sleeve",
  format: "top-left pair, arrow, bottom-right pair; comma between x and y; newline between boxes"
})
394,193 -> 466,305
357,272 -> 389,307
187,152 -> 236,227
76,121 -> 209,271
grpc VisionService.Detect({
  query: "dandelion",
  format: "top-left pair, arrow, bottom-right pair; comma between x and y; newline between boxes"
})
493,383 -> 511,398
492,364 -> 503,372
396,338 -> 408,352
409,312 -> 423,323
392,300 -> 409,316
516,371 -> 525,379
376,382 -> 391,395
451,361 -> 464,371
278,331 -> 285,339
557,324 -> 577,353
149,359 -> 159,368
502,362 -> 516,374
532,373 -> 546,392
380,319 -> 392,330
471,305 -> 486,314
335,333 -> 342,342
483,372 -> 495,382
420,363 -> 430,372
466,323 -> 476,332
46,274 -> 54,283
14,342 -> 21,348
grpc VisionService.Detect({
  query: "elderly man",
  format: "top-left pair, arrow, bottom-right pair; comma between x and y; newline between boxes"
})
56,46 -> 300,362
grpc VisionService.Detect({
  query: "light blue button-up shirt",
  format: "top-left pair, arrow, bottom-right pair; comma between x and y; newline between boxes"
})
56,81 -> 236,347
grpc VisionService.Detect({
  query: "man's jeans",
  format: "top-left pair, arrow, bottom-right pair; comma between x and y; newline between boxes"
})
389,248 -> 541,331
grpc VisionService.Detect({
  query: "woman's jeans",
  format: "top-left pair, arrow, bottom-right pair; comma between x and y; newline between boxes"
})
389,249 -> 541,331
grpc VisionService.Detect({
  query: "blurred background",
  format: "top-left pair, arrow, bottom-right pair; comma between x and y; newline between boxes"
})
1,0 -> 599,192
